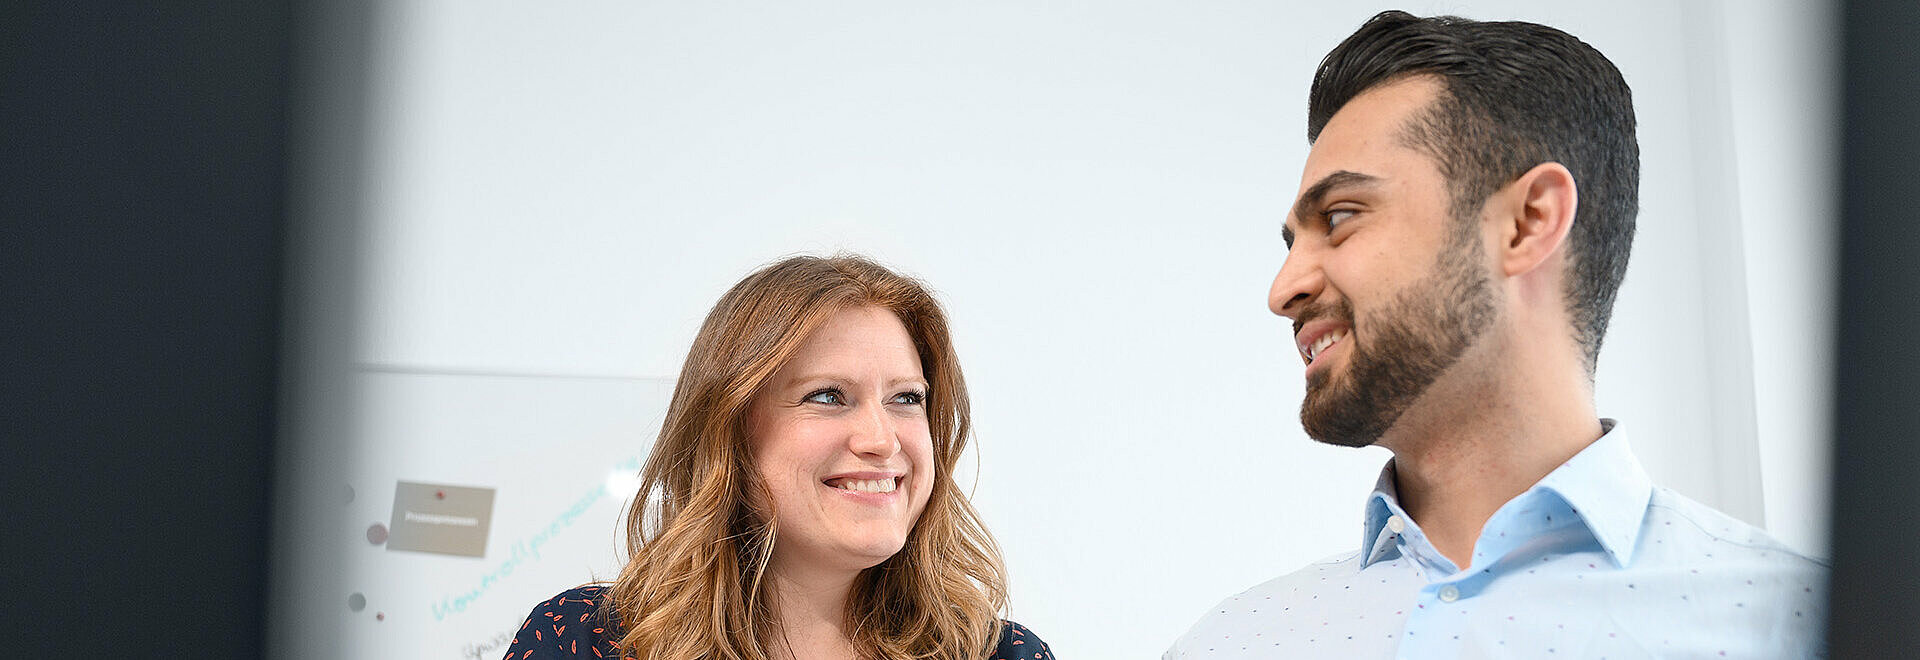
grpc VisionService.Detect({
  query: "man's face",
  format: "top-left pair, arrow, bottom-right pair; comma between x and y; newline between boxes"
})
1271,76 -> 1499,448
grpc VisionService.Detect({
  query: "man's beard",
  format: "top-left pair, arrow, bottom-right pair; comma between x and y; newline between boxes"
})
1299,225 -> 1499,447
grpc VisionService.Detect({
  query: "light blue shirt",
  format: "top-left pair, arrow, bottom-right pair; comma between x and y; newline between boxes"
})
1167,422 -> 1827,659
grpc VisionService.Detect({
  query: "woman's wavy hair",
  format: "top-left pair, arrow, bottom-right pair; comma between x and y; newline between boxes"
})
603,254 -> 1008,659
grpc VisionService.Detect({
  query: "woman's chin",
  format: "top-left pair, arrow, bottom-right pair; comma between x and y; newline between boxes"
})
780,533 -> 909,574
842,536 -> 910,569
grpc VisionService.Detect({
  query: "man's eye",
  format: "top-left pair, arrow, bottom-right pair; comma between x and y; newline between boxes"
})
804,389 -> 845,405
891,391 -> 927,406
1325,208 -> 1358,230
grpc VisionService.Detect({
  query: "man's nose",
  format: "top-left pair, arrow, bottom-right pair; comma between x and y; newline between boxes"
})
1268,248 -> 1324,319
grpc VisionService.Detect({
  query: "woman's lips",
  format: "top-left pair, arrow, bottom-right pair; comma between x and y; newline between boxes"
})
820,471 -> 906,503
822,475 -> 901,494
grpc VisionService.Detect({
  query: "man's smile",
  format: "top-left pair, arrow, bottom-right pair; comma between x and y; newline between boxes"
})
1294,318 -> 1353,368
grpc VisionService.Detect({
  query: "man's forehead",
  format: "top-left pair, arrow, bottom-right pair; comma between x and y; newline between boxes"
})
1301,81 -> 1439,174
1325,74 -> 1445,136
1286,77 -> 1446,220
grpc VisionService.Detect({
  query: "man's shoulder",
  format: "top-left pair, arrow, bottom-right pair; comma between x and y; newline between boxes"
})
1643,486 -> 1829,572
1225,549 -> 1367,598
1165,550 -> 1366,653
1192,548 -> 1365,610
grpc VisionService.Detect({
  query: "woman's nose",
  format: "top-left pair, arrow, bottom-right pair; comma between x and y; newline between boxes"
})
847,402 -> 900,459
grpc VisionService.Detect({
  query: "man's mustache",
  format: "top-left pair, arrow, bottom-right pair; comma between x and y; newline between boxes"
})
1292,298 -> 1354,338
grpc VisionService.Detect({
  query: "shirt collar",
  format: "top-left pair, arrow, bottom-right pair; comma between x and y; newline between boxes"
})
1530,419 -> 1653,566
1360,462 -> 1415,568
1357,419 -> 1653,569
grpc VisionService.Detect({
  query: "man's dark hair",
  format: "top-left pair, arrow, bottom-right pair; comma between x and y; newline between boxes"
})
1308,10 -> 1639,374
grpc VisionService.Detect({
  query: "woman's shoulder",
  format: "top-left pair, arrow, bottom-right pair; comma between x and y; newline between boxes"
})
992,620 -> 1055,660
504,585 -> 623,659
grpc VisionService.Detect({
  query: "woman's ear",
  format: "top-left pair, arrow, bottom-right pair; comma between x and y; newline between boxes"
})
1496,161 -> 1579,278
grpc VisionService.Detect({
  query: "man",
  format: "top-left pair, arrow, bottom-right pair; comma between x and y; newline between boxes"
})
1167,11 -> 1825,658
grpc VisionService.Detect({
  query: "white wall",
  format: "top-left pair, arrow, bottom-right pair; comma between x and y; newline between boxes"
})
272,2 -> 1837,658
1721,0 -> 1840,561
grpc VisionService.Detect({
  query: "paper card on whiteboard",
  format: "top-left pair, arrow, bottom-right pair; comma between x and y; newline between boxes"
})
386,481 -> 496,558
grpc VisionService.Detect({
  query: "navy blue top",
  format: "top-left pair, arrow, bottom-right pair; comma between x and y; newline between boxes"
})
504,585 -> 1055,659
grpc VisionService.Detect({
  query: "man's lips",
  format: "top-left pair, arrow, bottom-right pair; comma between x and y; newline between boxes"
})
1294,319 -> 1352,366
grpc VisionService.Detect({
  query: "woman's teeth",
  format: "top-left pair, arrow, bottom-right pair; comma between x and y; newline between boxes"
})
829,478 -> 897,494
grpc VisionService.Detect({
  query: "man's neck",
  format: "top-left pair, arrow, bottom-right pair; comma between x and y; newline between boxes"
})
764,558 -> 861,660
1377,335 -> 1603,570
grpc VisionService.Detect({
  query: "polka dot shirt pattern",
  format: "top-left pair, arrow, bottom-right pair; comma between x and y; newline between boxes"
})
1165,422 -> 1828,659
504,585 -> 1055,660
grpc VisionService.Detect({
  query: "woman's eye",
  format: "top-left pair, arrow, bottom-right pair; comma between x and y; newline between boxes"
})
891,391 -> 926,406
804,389 -> 844,405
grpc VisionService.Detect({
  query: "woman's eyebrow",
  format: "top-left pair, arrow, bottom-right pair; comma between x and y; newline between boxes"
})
786,374 -> 848,387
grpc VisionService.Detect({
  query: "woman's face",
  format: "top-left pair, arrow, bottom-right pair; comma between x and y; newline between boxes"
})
747,305 -> 936,576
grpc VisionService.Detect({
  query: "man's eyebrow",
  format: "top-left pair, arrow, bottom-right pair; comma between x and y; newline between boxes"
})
1285,170 -> 1383,247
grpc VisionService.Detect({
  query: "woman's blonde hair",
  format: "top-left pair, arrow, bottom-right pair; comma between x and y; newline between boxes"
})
605,254 -> 1008,659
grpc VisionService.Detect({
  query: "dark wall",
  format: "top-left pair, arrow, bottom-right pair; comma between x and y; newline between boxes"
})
1,3 -> 291,656
1828,0 -> 1920,656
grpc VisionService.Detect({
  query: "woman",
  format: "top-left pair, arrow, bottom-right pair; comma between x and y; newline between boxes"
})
505,255 -> 1053,660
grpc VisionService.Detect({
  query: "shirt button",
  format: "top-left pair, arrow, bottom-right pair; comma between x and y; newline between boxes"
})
1386,515 -> 1407,534
1438,585 -> 1461,603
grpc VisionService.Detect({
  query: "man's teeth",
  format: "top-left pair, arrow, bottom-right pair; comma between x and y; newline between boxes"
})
829,478 -> 898,494
1307,329 -> 1348,361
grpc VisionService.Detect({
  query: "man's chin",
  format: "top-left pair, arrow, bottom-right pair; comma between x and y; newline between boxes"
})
1305,368 -> 1331,392
1302,421 -> 1381,449
1301,388 -> 1386,449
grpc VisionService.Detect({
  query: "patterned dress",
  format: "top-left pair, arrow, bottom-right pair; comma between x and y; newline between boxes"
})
505,585 -> 1055,660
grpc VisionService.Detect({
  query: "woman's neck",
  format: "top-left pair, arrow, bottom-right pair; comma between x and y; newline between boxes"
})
764,558 -> 862,660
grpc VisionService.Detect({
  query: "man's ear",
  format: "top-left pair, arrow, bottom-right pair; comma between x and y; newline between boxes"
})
1495,161 -> 1578,278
